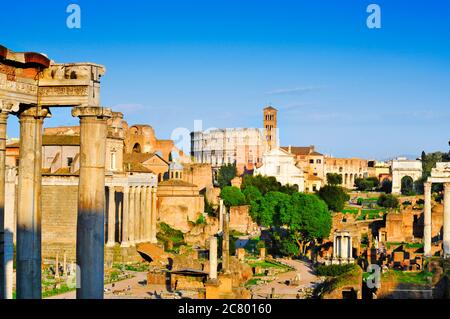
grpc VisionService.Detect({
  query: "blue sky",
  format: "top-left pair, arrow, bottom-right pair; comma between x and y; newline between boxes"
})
1,0 -> 449,159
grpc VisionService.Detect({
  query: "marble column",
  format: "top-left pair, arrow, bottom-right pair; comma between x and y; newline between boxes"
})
144,187 -> 151,242
140,186 -> 146,242
333,235 -> 337,257
72,106 -> 111,299
341,236 -> 348,259
0,109 -> 8,299
150,187 -> 157,244
106,186 -> 115,247
121,186 -> 130,247
128,186 -> 135,245
4,167 -> 16,299
134,187 -> 141,243
423,182 -> 432,257
444,183 -> 450,257
16,106 -> 48,299
209,236 -> 217,280
348,236 -> 353,259
222,208 -> 230,273
219,199 -> 224,232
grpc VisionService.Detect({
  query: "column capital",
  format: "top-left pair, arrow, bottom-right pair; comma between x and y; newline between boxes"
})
72,106 -> 112,119
17,105 -> 50,119
424,181 -> 432,188
444,182 -> 450,189
0,100 -> 20,114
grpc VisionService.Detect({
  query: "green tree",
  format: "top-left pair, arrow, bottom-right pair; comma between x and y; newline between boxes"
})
354,177 -> 379,191
326,173 -> 343,186
217,163 -> 237,189
280,193 -> 331,255
242,186 -> 263,220
220,186 -> 246,208
241,174 -> 297,195
317,185 -> 350,212
377,194 -> 399,209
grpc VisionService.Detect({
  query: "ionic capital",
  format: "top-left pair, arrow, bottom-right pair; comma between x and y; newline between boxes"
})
444,182 -> 450,191
72,106 -> 112,119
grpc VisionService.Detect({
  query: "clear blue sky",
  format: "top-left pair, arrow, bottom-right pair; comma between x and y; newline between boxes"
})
1,0 -> 449,159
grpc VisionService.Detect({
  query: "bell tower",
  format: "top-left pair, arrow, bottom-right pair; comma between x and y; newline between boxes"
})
263,106 -> 277,151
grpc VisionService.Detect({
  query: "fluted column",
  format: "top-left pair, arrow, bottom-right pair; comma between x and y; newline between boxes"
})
444,183 -> 450,257
16,106 -> 48,299
144,187 -> 151,242
121,186 -> 130,247
106,186 -> 115,247
134,187 -> 141,243
129,186 -> 136,244
0,100 -> 18,300
72,106 -> 111,299
0,109 -> 8,299
150,187 -> 157,243
424,182 -> 432,257
140,187 -> 146,242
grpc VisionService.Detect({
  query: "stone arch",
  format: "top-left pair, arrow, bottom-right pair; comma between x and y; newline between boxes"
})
132,143 -> 142,153
401,175 -> 414,195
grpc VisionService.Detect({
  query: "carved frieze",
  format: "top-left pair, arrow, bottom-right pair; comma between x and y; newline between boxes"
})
38,86 -> 89,97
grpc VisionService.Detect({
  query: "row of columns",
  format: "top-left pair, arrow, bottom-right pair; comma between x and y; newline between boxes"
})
108,185 -> 157,248
333,233 -> 353,261
0,104 -> 111,299
424,182 -> 450,257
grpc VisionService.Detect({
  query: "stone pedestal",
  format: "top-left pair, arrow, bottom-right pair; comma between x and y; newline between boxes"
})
73,106 -> 111,299
16,106 -> 49,299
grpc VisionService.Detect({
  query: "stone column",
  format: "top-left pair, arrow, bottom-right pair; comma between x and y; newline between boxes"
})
222,208 -> 230,273
144,187 -> 151,242
0,109 -> 8,299
16,106 -> 48,299
140,186 -> 146,242
348,236 -> 353,259
209,236 -> 217,280
72,106 -> 111,299
134,187 -> 141,243
219,199 -> 224,232
333,234 -> 337,257
106,186 -> 115,247
341,236 -> 348,260
4,167 -> 16,299
0,100 -> 18,299
444,183 -> 450,257
121,186 -> 130,247
150,187 -> 157,243
423,182 -> 432,257
128,186 -> 135,244
55,253 -> 60,279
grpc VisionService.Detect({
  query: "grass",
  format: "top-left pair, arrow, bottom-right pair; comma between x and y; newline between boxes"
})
382,270 -> 432,285
248,260 -> 291,270
385,242 -> 424,249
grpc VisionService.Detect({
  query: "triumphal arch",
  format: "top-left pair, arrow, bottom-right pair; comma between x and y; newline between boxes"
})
424,162 -> 450,258
0,44 -> 110,299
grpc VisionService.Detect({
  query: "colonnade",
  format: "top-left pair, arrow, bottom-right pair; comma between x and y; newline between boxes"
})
106,185 -> 157,248
333,231 -> 353,264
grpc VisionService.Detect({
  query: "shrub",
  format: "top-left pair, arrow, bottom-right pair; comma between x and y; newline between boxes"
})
316,264 -> 355,277
377,194 -> 399,209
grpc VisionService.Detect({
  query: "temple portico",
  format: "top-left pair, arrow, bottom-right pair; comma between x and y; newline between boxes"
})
332,231 -> 354,264
0,44 -> 109,299
423,162 -> 450,258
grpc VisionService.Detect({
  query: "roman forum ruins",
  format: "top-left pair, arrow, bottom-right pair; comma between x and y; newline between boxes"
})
0,44 -> 110,299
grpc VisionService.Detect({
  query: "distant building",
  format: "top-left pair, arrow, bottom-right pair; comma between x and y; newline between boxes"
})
324,157 -> 369,189
190,127 -> 265,175
254,147 -> 305,192
282,145 -> 325,192
263,106 -> 278,151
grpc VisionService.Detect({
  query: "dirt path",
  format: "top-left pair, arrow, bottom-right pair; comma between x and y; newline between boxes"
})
46,271 -> 167,299
250,259 -> 319,299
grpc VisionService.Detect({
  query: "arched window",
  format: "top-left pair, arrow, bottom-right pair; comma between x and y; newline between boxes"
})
132,143 -> 141,153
